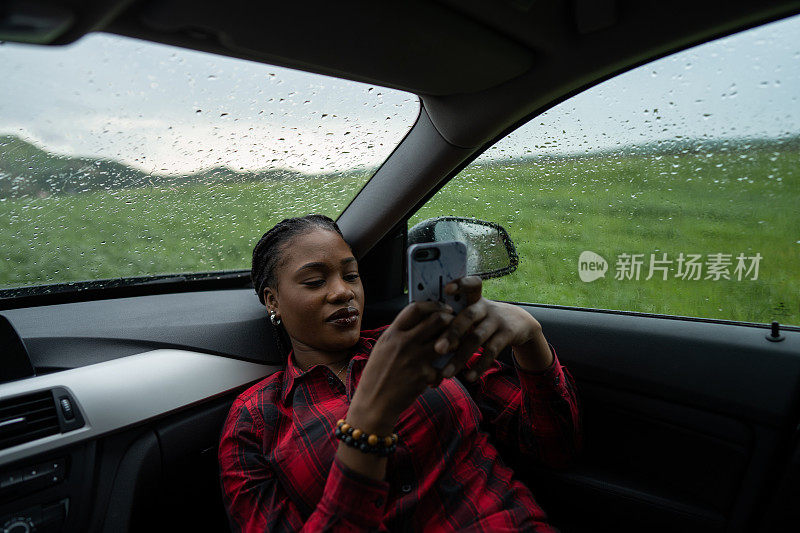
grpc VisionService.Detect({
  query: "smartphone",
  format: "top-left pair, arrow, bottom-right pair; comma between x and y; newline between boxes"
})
407,241 -> 467,369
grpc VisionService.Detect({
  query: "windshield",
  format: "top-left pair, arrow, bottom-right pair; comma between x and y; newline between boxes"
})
0,33 -> 419,293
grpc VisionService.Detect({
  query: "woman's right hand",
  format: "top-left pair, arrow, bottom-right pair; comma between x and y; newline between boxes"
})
347,301 -> 454,435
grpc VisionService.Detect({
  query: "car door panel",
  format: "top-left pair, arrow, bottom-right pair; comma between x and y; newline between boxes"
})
513,304 -> 799,533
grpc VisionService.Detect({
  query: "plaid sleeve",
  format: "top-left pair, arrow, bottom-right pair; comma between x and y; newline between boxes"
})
318,457 -> 390,528
463,346 -> 582,468
219,397 -> 388,532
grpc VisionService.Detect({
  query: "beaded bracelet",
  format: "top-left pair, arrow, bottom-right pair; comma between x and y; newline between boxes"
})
335,419 -> 398,456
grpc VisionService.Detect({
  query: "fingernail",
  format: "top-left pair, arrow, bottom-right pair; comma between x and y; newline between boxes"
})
442,364 -> 455,378
465,370 -> 478,382
435,338 -> 449,353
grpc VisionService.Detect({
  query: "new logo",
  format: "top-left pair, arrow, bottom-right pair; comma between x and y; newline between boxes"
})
579,251 -> 608,282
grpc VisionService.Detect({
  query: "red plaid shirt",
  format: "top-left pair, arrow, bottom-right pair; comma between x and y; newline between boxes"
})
219,327 -> 580,532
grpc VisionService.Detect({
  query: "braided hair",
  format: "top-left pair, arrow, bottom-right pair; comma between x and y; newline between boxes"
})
251,214 -> 345,356
251,214 -> 344,304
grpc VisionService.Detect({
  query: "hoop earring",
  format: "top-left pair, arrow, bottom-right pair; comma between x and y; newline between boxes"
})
269,311 -> 282,326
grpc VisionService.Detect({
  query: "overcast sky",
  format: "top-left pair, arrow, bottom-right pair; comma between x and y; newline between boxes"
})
1,13 -> 798,175
484,13 -> 800,159
1,36 -> 419,175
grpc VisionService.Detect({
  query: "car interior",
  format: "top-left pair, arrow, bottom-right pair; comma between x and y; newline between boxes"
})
1,1 -> 799,532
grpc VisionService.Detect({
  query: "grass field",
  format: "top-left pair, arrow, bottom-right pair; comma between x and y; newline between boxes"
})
0,173 -> 366,284
413,146 -> 800,326
1,145 -> 798,326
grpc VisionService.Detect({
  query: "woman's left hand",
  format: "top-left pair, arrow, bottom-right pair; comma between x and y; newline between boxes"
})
433,276 -> 554,382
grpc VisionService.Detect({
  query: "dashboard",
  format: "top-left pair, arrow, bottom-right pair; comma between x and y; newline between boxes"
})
0,290 -> 275,533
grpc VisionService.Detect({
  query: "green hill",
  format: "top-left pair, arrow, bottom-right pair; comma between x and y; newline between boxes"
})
0,135 -> 152,197
0,135 -> 361,198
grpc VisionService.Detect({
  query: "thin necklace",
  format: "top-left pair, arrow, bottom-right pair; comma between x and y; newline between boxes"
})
332,358 -> 349,381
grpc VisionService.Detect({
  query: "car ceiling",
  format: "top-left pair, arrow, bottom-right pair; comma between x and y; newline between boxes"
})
8,1 -> 799,98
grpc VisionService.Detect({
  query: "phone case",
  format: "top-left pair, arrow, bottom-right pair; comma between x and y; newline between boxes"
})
407,241 -> 467,369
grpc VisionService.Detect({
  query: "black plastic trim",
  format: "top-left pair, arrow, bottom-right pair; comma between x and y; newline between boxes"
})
0,271 -> 251,311
501,300 -> 800,332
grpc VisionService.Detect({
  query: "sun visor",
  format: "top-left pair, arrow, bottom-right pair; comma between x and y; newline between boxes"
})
130,0 -> 533,96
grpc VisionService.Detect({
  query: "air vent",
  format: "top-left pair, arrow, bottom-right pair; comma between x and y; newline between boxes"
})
0,390 -> 60,450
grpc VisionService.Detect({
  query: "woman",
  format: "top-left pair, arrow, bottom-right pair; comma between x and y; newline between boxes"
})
219,215 -> 581,532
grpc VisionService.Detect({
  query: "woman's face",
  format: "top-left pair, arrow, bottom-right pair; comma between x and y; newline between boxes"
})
265,228 -> 365,355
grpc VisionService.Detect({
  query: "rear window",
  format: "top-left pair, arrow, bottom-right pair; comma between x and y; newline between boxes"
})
0,34 -> 419,292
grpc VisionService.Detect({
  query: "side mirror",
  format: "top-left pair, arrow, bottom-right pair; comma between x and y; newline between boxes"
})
408,217 -> 519,279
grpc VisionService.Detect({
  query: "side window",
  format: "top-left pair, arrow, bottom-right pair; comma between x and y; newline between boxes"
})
412,15 -> 799,326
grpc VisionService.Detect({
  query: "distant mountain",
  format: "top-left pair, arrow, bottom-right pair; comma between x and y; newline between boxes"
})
575,134 -> 800,159
477,134 -> 800,168
6,133 -> 794,199
0,135 -> 363,199
0,135 -> 154,198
